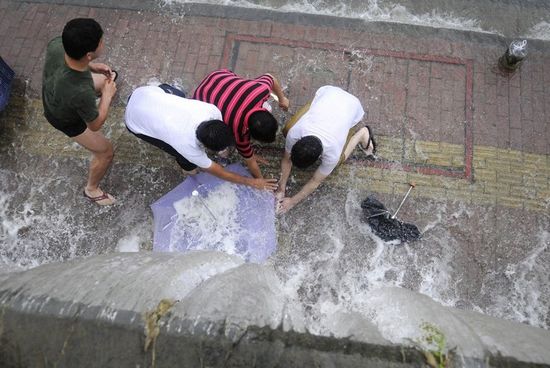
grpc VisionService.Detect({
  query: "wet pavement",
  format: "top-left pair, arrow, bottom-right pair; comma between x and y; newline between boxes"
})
0,0 -> 549,330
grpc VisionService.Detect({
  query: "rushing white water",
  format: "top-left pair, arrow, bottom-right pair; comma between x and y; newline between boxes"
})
481,230 -> 550,328
165,0 -> 487,33
1,151 -> 549,334
117,234 -> 141,252
0,171 -> 81,271
165,0 -> 550,41
527,21 -> 550,41
2,2 -> 549,335
171,184 -> 241,254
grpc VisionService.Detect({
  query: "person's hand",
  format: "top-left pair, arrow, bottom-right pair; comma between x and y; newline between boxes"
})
276,197 -> 295,215
90,63 -> 112,78
101,78 -> 117,100
279,96 -> 290,111
252,178 -> 278,191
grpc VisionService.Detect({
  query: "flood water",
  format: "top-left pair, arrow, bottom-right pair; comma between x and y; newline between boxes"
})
166,0 -> 550,40
0,0 -> 549,348
1,143 -> 549,333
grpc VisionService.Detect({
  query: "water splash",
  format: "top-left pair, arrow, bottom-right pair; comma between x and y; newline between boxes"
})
482,229 -> 550,328
170,184 -> 242,256
0,171 -> 81,271
526,22 -> 550,41
165,0 -> 486,34
117,233 -> 142,252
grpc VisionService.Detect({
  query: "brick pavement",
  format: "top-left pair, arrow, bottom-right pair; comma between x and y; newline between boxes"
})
0,0 -> 550,212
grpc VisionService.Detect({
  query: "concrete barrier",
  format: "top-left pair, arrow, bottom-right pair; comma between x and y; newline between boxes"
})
1,252 -> 549,367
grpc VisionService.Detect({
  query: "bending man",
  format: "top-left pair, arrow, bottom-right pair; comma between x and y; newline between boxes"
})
125,85 -> 278,191
192,69 -> 289,178
276,86 -> 376,214
42,18 -> 117,206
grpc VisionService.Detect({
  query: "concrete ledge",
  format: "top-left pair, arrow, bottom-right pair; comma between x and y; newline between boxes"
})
0,297 -> 425,367
1,252 -> 550,367
17,0 -> 550,52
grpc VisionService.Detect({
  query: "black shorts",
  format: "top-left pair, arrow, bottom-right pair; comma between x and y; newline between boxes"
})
44,110 -> 87,137
128,130 -> 197,171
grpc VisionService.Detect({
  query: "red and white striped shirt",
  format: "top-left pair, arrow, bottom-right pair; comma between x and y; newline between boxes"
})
192,69 -> 274,158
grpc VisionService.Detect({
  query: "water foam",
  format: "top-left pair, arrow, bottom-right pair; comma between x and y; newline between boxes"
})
117,234 -> 142,252
170,183 -> 242,256
483,229 -> 550,328
0,172 -> 80,271
165,0 -> 487,34
526,22 -> 550,41
275,182 -> 463,337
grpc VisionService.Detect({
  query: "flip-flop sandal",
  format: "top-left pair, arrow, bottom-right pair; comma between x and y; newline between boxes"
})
158,83 -> 186,98
83,190 -> 115,206
366,125 -> 377,155
111,70 -> 119,82
360,125 -> 377,160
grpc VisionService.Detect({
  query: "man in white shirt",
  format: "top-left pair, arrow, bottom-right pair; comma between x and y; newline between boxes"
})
125,85 -> 278,191
275,85 -> 376,214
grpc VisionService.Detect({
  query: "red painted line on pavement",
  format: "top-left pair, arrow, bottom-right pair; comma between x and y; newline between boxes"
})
224,34 -> 474,181
463,60 -> 474,182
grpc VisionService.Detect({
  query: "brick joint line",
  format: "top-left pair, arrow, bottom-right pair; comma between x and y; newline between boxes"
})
223,34 -> 475,180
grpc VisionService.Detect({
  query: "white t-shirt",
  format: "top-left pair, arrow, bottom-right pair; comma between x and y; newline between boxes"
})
285,86 -> 365,176
125,86 -> 223,169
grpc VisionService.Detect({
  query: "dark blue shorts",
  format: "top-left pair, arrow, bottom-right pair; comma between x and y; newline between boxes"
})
128,130 -> 197,172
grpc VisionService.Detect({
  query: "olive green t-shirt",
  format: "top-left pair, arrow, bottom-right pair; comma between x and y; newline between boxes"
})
42,37 -> 98,136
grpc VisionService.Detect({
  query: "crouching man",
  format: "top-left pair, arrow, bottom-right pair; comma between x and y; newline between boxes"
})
125,85 -> 278,191
192,69 -> 289,179
275,86 -> 376,214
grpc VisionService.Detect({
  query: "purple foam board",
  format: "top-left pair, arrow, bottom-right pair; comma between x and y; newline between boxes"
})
151,163 -> 276,263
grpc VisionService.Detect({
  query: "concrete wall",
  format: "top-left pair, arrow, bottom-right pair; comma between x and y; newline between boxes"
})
1,252 -> 549,367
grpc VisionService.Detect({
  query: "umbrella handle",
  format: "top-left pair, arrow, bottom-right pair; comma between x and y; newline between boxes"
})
391,182 -> 416,219
367,210 -> 391,219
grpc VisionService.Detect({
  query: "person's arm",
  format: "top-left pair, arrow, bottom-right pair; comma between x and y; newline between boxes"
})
244,155 -> 263,179
87,78 -> 116,131
276,168 -> 327,214
89,62 -> 113,78
275,150 -> 292,200
204,162 -> 278,191
265,73 -> 289,111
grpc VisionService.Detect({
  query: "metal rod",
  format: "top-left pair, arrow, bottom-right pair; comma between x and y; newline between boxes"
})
391,182 -> 416,219
367,210 -> 391,219
192,190 -> 217,221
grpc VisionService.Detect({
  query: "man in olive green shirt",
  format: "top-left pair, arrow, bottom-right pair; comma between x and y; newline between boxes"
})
42,18 -> 117,205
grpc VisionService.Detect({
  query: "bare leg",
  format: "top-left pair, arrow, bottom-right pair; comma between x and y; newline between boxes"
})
92,72 -> 110,94
72,128 -> 115,205
343,127 -> 373,160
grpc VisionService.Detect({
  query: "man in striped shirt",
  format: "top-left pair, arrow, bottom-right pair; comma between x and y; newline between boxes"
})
192,69 -> 289,179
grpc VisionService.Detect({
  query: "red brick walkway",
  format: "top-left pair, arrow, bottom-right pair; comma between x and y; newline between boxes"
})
1,0 -> 549,175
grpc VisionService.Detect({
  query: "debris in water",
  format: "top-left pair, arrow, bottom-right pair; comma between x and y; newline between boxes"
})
361,196 -> 421,243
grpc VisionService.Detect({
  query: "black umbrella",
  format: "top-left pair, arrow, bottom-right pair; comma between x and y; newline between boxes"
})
361,182 -> 421,243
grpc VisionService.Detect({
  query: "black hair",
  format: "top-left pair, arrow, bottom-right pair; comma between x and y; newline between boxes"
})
249,110 -> 277,143
291,136 -> 323,169
62,18 -> 104,60
196,120 -> 235,151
